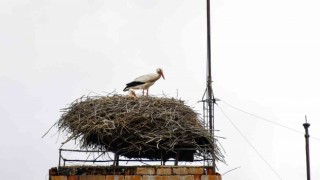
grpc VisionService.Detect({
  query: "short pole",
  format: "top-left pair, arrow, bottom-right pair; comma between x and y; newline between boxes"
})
58,149 -> 61,167
303,117 -> 311,180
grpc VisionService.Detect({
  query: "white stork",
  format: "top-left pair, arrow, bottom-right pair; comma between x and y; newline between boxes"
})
123,68 -> 165,96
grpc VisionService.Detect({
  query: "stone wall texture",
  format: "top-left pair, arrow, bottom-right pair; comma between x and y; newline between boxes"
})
49,166 -> 222,180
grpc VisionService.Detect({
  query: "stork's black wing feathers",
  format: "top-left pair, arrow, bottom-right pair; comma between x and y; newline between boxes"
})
123,81 -> 145,91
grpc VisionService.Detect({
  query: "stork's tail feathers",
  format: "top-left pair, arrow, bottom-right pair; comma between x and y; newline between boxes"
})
123,81 -> 144,92
123,87 -> 130,91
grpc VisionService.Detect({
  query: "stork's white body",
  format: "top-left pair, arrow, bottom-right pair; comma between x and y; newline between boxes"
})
123,68 -> 165,96
130,73 -> 160,90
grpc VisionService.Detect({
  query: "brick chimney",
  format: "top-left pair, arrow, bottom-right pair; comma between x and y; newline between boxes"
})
49,166 -> 222,180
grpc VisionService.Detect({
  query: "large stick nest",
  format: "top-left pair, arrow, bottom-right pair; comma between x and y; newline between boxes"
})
58,95 -> 224,162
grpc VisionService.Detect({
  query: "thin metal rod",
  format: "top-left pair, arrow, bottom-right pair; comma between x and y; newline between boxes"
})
60,148 -> 106,153
206,0 -> 215,172
206,0 -> 213,133
303,116 -> 311,180
58,149 -> 62,167
62,158 -> 215,163
60,147 -> 211,152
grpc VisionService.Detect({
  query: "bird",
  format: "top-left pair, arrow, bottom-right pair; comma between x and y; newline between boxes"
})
123,68 -> 165,96
128,89 -> 138,98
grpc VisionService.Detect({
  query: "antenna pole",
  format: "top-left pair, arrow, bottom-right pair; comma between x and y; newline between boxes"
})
206,0 -> 216,171
303,116 -> 311,180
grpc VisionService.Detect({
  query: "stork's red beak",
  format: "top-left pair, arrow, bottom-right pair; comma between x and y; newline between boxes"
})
161,73 -> 165,80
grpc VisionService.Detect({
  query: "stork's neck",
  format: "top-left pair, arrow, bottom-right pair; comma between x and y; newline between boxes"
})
146,72 -> 161,83
149,73 -> 161,82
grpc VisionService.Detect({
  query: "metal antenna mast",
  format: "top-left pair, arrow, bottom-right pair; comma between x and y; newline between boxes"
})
303,116 -> 311,180
200,0 -> 216,171
206,0 -> 216,171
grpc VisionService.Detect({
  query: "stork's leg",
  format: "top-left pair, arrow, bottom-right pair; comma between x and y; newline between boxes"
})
142,89 -> 145,95
146,89 -> 149,96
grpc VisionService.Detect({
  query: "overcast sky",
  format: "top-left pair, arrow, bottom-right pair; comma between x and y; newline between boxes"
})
1,0 -> 320,179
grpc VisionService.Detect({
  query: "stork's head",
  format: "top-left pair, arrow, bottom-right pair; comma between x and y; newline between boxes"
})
156,68 -> 165,80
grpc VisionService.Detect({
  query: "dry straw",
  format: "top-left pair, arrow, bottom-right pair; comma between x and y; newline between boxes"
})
57,94 -> 224,162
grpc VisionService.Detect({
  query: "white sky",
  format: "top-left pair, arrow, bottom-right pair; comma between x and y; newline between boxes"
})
1,0 -> 320,179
